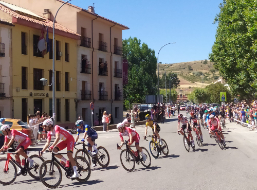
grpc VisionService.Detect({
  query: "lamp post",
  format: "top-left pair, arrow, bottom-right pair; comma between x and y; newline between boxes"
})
52,0 -> 71,123
157,42 -> 175,104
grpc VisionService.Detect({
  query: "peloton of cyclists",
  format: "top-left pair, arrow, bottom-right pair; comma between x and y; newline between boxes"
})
189,112 -> 203,142
144,114 -> 162,145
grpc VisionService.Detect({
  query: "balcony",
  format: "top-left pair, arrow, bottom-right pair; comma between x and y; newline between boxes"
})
81,90 -> 91,100
0,43 -> 5,57
114,46 -> 122,55
98,41 -> 107,52
99,91 -> 108,100
99,63 -> 108,76
81,61 -> 91,74
114,69 -> 122,78
0,83 -> 5,97
115,91 -> 122,101
80,37 -> 91,48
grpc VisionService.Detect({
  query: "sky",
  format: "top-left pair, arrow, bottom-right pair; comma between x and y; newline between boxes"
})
70,0 -> 222,64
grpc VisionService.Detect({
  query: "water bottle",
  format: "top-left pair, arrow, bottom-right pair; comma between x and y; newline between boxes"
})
22,159 -> 25,166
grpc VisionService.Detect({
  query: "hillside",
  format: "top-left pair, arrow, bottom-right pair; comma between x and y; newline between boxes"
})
159,60 -> 221,96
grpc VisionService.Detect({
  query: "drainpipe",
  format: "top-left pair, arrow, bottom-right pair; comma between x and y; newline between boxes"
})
110,24 -> 116,118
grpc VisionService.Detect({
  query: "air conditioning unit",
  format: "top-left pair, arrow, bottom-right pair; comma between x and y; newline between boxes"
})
16,87 -> 20,92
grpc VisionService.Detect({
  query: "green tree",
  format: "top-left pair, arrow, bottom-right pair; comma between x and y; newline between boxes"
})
205,82 -> 232,103
210,69 -> 216,79
209,0 -> 257,101
159,72 -> 180,89
122,37 -> 157,107
203,59 -> 208,64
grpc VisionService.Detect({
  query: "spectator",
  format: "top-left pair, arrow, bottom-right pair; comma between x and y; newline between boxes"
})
0,118 -> 6,151
241,108 -> 246,123
107,114 -> 112,132
102,111 -> 108,132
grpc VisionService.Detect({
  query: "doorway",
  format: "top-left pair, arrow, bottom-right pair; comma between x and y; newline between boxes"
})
34,99 -> 42,115
22,98 -> 28,122
98,108 -> 104,125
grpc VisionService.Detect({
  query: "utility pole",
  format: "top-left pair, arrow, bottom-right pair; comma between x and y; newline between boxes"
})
165,72 -> 167,104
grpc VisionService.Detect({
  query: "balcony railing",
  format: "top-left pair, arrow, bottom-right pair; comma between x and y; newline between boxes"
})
0,83 -> 5,97
80,37 -> 91,48
99,91 -> 108,100
81,62 -> 91,74
114,46 -> 122,55
0,43 -> 5,57
81,90 -> 91,100
99,41 -> 107,52
114,69 -> 122,78
99,64 -> 108,76
115,91 -> 122,101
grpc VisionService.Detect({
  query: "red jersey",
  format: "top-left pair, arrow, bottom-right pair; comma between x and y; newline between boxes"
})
47,125 -> 73,141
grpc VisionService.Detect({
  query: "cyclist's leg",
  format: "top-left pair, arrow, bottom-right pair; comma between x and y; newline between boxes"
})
16,138 -> 33,167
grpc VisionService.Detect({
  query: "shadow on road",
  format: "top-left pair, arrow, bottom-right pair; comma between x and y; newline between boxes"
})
136,166 -> 161,172
195,148 -> 208,152
225,146 -> 238,150
92,165 -> 119,171
60,179 -> 104,188
222,133 -> 229,135
226,141 -> 233,143
13,179 -> 41,185
164,118 -> 178,122
203,143 -> 216,146
163,154 -> 180,159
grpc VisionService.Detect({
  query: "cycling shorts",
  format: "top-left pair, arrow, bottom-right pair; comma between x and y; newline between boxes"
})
56,136 -> 75,153
152,125 -> 160,133
88,133 -> 98,141
129,133 -> 140,145
17,138 -> 31,150
181,124 -> 192,131
210,125 -> 219,131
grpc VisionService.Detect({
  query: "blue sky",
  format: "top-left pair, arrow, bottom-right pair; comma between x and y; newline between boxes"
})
70,0 -> 222,64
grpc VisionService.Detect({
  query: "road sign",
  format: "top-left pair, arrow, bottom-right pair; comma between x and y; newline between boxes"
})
220,92 -> 226,102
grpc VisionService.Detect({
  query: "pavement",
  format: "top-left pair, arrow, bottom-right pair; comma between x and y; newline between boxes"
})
1,111 -> 257,190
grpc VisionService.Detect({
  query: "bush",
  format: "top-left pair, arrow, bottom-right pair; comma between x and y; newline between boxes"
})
139,111 -> 151,121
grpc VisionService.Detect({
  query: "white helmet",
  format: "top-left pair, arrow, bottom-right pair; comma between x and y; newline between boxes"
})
43,119 -> 53,126
117,123 -> 124,129
210,114 -> 215,119
0,124 -> 11,131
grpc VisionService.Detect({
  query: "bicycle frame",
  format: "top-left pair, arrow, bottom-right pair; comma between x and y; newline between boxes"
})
48,152 -> 72,173
123,142 -> 141,163
5,152 -> 28,173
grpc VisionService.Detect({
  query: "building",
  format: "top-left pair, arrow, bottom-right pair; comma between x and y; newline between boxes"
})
0,19 -> 13,118
0,1 -> 80,127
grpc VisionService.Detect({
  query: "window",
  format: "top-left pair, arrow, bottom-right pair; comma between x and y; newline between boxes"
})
56,71 -> 61,91
56,40 -> 60,60
49,39 -> 53,59
22,67 -> 27,89
99,33 -> 107,52
0,43 -> 5,57
115,107 -> 119,118
65,72 -> 69,91
49,98 -> 52,117
49,70 -> 52,91
81,27 -> 86,38
65,99 -> 69,121
21,32 -> 27,55
57,99 -> 61,122
65,43 -> 69,62
33,35 -> 43,57
82,108 -> 87,121
33,68 -> 44,90
22,98 -> 27,122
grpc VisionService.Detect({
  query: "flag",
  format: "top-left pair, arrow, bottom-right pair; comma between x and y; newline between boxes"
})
38,27 -> 46,54
46,27 -> 50,54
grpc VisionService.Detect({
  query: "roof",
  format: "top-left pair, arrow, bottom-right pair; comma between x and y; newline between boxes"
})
0,19 -> 14,26
56,0 -> 129,29
0,1 -> 80,37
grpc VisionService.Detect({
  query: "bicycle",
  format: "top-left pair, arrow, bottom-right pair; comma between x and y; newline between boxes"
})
39,151 -> 91,189
180,128 -> 195,152
0,150 -> 44,185
74,141 -> 110,168
118,141 -> 151,172
192,122 -> 203,147
148,135 -> 169,159
220,117 -> 226,129
210,129 -> 226,150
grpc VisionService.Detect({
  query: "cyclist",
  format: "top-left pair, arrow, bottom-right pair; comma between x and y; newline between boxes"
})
75,120 -> 98,155
0,125 -> 34,175
40,119 -> 79,179
117,123 -> 146,161
190,112 -> 203,142
177,114 -> 195,147
208,114 -> 225,143
144,114 -> 162,145
122,116 -> 131,127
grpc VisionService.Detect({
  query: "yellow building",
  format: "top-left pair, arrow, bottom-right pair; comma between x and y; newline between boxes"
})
0,2 -> 80,127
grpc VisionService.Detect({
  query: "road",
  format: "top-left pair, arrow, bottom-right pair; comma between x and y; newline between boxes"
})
1,111 -> 257,190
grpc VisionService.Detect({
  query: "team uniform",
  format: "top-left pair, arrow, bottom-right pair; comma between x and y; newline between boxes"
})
119,127 -> 140,145
178,117 -> 192,131
146,120 -> 160,133
208,117 -> 221,131
190,115 -> 198,128
47,125 -> 75,152
5,130 -> 31,150
77,125 -> 98,142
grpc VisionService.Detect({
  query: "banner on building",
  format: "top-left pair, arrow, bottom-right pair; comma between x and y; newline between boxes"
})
220,92 -> 226,102
123,59 -> 128,85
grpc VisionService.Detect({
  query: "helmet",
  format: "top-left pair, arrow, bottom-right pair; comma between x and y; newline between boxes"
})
75,120 -> 84,126
209,114 -> 214,119
145,114 -> 150,120
43,119 -> 53,127
178,114 -> 183,119
190,112 -> 194,116
117,123 -> 124,129
204,110 -> 208,113
0,118 -> 6,123
0,124 -> 11,131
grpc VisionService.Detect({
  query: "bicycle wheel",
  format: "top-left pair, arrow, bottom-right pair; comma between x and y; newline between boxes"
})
149,140 -> 159,159
28,154 -> 44,180
183,136 -> 190,152
96,146 -> 110,168
196,133 -> 203,147
0,158 -> 17,185
216,133 -> 224,150
140,147 -> 151,168
75,149 -> 91,166
75,156 -> 91,182
161,139 -> 169,156
39,160 -> 62,189
120,149 -> 135,172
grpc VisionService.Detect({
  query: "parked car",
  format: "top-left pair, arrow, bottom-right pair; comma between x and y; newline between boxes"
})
4,119 -> 36,149
180,106 -> 186,110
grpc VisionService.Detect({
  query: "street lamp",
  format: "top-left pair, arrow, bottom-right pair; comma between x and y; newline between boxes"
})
52,0 -> 71,123
157,42 -> 176,104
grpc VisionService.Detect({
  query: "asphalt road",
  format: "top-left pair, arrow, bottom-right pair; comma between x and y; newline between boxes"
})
1,111 -> 257,190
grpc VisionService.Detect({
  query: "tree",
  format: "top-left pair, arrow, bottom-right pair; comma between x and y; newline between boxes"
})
205,82 -> 232,104
160,89 -> 177,103
159,72 -> 180,89
122,37 -> 157,107
210,69 -> 216,79
209,0 -> 257,101
203,59 -> 208,64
